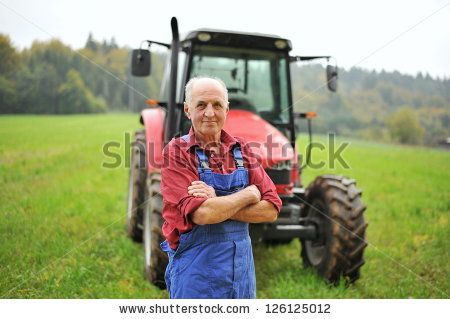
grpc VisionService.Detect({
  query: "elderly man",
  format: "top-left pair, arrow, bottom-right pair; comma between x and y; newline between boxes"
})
160,76 -> 281,299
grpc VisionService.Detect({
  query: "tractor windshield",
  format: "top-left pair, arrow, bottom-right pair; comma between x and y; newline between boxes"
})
189,45 -> 290,124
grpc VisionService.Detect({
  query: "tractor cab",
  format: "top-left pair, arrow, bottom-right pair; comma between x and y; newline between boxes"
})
164,30 -> 294,139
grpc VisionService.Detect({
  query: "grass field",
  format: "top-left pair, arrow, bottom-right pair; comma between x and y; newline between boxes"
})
0,114 -> 449,298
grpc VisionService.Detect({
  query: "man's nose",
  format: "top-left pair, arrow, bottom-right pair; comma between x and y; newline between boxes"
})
204,103 -> 215,117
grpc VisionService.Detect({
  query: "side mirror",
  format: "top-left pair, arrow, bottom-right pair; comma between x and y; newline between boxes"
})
326,65 -> 338,92
131,49 -> 151,76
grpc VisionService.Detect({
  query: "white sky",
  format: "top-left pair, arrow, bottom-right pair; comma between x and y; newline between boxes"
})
1,0 -> 449,78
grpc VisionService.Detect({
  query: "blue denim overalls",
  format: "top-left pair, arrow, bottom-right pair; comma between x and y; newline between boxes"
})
160,134 -> 256,299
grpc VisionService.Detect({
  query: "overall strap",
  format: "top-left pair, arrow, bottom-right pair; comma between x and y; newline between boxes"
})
194,143 -> 245,171
195,148 -> 211,171
183,134 -> 210,171
232,145 -> 244,168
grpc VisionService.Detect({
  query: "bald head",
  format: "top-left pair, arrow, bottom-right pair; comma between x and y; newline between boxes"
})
185,76 -> 228,105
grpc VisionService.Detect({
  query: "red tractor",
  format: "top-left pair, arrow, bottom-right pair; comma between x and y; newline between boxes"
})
127,18 -> 367,288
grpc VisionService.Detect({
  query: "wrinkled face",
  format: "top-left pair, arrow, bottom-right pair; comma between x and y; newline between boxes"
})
184,79 -> 229,140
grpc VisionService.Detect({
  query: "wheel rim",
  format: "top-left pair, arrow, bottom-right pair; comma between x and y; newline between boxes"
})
304,199 -> 328,266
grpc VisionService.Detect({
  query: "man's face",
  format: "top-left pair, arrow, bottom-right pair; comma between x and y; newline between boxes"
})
184,79 -> 229,139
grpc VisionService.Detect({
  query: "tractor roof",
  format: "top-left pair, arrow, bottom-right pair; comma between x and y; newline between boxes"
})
181,29 -> 292,52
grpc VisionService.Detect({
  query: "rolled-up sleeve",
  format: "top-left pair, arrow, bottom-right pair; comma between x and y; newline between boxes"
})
161,143 -> 207,223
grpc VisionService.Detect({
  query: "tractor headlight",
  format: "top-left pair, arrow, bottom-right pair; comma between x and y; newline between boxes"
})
274,40 -> 287,49
197,33 -> 211,42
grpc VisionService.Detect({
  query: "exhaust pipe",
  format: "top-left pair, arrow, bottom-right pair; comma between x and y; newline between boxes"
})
164,17 -> 180,144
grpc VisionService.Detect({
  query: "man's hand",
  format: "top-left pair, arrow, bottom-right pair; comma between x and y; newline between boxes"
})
188,181 -> 216,198
243,185 -> 261,204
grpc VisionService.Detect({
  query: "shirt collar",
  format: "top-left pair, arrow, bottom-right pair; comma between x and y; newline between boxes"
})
181,126 -> 239,153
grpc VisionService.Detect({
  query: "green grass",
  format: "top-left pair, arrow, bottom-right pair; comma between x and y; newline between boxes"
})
0,114 -> 449,298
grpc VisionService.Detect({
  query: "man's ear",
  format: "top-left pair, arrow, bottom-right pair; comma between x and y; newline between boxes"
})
183,102 -> 190,119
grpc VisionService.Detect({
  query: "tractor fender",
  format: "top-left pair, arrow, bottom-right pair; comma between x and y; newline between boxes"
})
139,107 -> 165,174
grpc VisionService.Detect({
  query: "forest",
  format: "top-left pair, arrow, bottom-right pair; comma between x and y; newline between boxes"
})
1,33 -> 449,146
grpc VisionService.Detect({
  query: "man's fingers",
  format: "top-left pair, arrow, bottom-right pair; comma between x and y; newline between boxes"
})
188,188 -> 208,194
188,183 -> 213,191
192,192 -> 208,197
191,180 -> 206,185
188,181 -> 215,198
188,183 -> 206,188
188,187 -> 214,197
188,185 -> 208,191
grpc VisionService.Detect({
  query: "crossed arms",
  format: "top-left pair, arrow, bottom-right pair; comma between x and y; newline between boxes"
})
188,181 -> 278,225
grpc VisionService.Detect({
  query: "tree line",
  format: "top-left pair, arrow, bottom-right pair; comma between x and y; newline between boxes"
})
291,64 -> 449,146
0,33 -> 164,114
0,33 -> 449,146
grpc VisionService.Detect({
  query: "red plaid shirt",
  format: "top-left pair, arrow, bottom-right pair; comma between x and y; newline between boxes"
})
160,127 -> 282,249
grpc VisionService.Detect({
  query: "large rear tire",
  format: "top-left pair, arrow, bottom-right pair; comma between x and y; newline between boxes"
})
301,175 -> 368,284
126,130 -> 146,242
143,173 -> 168,289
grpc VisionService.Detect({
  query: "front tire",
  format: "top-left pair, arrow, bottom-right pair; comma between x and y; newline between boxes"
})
301,175 -> 368,284
126,130 -> 146,242
143,173 -> 168,289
